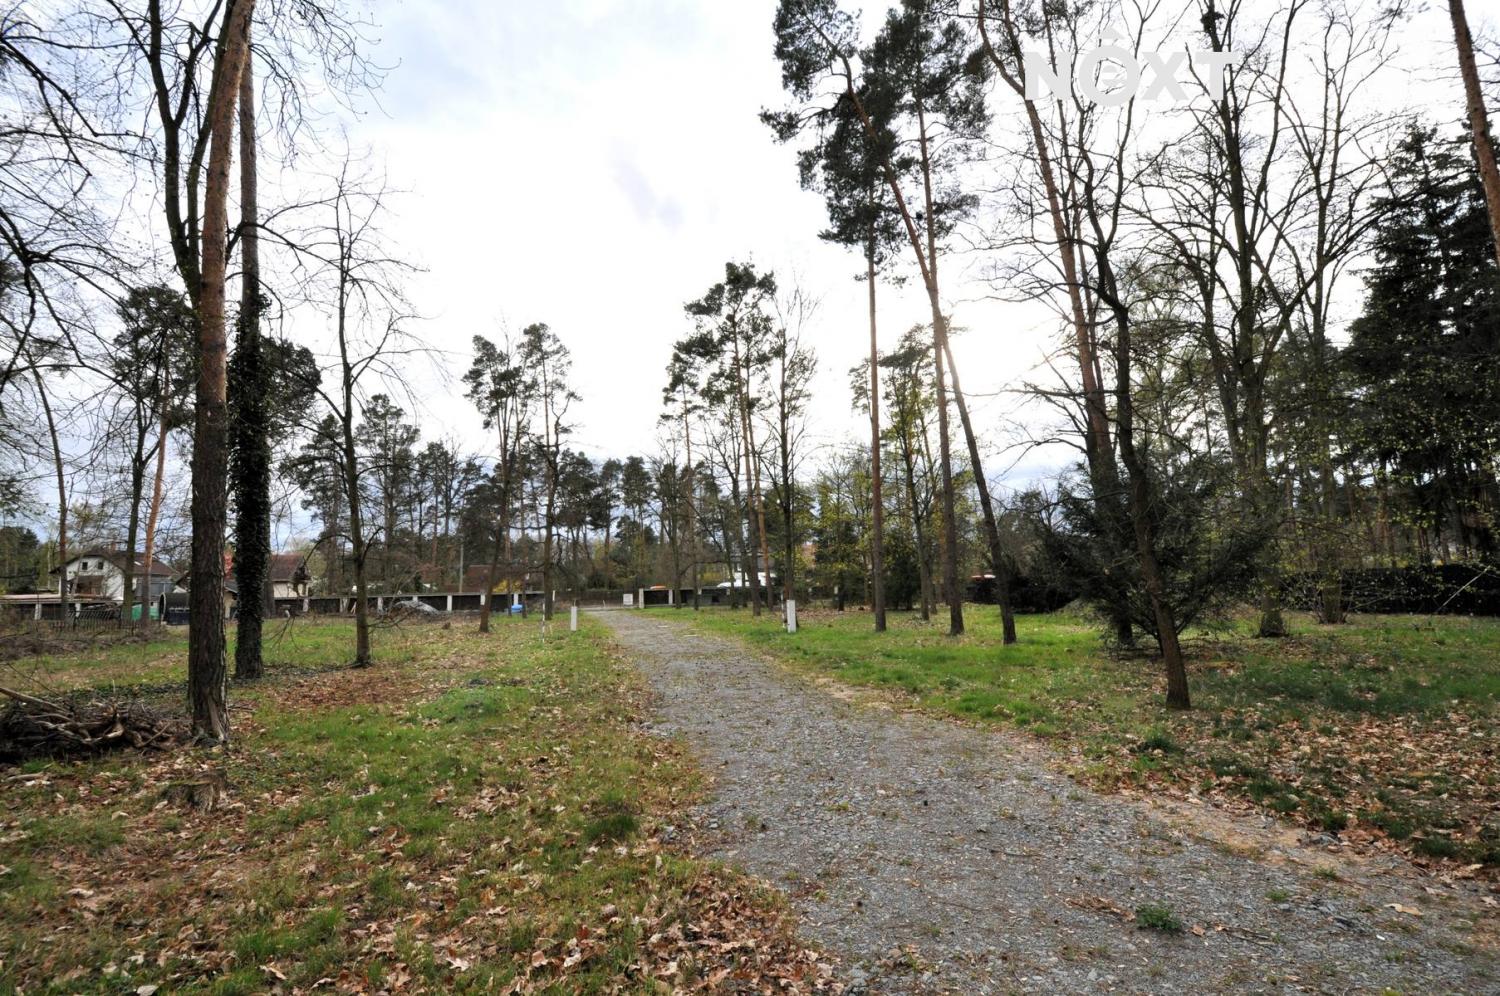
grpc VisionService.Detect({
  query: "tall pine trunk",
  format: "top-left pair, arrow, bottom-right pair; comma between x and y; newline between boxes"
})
189,0 -> 254,741
979,1 -> 1129,644
733,333 -> 766,614
899,442 -> 932,621
1449,0 -> 1500,270
866,236 -> 886,631
941,339 -> 1017,643
916,105 -> 964,637
142,405 -> 169,623
683,391 -> 701,610
232,34 -> 270,680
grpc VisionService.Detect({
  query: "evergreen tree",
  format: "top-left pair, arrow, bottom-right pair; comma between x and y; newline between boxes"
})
1348,125 -> 1500,559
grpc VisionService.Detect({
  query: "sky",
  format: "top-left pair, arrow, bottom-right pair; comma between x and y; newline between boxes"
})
11,0 -> 1491,550
337,0 -> 1058,484
323,0 -> 1486,505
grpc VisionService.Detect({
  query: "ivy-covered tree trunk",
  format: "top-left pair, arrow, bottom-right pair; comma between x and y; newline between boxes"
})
231,36 -> 270,680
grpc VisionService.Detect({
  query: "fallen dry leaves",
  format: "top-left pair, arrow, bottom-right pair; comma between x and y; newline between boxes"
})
0,622 -> 845,993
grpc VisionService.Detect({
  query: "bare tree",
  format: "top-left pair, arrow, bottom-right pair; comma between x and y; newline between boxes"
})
767,284 -> 818,604
288,161 -> 420,666
977,0 -> 1135,644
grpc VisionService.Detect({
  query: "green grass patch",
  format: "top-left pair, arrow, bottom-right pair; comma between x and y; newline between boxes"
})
1134,903 -> 1184,932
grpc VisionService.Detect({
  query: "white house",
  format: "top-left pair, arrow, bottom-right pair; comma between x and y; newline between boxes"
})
57,548 -> 180,602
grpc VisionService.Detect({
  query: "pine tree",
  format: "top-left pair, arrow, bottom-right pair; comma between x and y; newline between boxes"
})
1348,125 -> 1500,559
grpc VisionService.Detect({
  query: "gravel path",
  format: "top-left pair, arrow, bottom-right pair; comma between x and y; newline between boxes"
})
598,609 -> 1498,995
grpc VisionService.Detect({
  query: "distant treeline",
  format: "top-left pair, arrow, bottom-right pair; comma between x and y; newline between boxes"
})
1282,565 -> 1500,618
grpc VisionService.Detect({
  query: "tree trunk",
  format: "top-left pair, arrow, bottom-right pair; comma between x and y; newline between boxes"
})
732,333 -> 766,615
778,434 -> 795,606
479,421 -> 513,633
866,238 -> 887,632
479,523 -> 502,632
683,393 -> 701,610
232,35 -> 270,680
121,446 -> 146,627
978,0 -> 1116,483
188,0 -> 254,741
900,442 -> 932,622
928,306 -> 963,635
341,386 -> 370,666
1106,291 -> 1189,709
1449,0 -> 1500,270
142,405 -> 170,623
1129,465 -> 1191,709
941,339 -> 1017,643
34,368 -> 67,625
542,480 -> 556,621
914,105 -> 964,637
724,451 -> 749,609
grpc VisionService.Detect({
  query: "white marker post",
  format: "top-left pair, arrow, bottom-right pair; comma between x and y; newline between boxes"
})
785,598 -> 797,634
570,604 -> 578,632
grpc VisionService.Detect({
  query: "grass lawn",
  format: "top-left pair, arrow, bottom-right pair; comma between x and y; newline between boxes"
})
0,617 -> 830,994
671,605 -> 1500,870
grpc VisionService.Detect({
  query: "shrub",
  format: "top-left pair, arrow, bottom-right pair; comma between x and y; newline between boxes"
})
1135,904 -> 1184,932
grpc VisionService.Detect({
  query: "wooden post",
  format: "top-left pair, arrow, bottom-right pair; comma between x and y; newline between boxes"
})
785,599 -> 797,634
570,605 -> 578,632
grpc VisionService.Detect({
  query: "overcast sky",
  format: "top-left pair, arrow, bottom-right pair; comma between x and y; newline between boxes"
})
338,0 -> 1059,484
329,0 -> 1484,504
18,0 -> 1487,549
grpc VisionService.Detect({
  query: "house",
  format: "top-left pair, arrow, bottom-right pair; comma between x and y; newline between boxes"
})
167,573 -> 238,621
55,548 -> 180,602
268,553 -> 312,598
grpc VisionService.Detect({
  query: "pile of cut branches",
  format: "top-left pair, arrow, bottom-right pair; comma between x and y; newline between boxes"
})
0,686 -> 186,762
